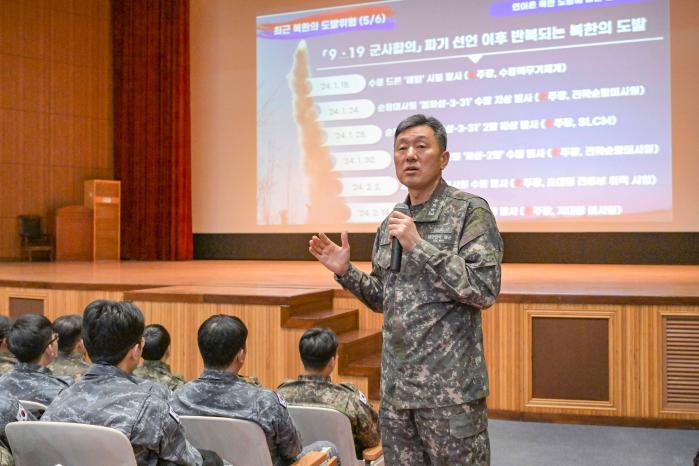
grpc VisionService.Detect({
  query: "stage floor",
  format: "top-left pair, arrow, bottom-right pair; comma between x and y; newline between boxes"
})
0,261 -> 697,304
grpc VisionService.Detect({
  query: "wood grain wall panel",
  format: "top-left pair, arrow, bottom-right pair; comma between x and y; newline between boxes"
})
0,109 -> 51,166
2,285 -> 697,423
483,303 -> 522,412
0,219 -> 20,259
333,295 -> 383,331
0,55 -> 50,112
0,0 -> 113,259
133,301 -> 311,389
46,0 -> 111,20
0,1 -> 51,59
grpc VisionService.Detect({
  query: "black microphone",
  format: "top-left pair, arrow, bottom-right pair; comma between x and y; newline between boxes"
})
390,202 -> 410,273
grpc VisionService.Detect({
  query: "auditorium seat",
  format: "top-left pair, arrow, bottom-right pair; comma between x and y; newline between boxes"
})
288,405 -> 384,466
180,415 -> 334,466
6,421 -> 137,466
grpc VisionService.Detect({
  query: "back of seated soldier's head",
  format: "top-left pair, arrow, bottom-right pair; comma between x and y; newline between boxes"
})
83,300 -> 144,365
0,315 -> 11,347
52,314 -> 83,355
299,327 -> 338,371
198,315 -> 247,370
141,324 -> 170,361
8,314 -> 53,363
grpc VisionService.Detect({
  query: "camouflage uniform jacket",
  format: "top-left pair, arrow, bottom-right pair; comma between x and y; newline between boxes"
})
0,351 -> 16,376
0,362 -> 69,405
0,393 -> 34,451
133,360 -> 185,391
277,374 -> 380,454
336,179 -> 503,409
42,363 -> 203,466
47,352 -> 89,382
170,369 -> 302,466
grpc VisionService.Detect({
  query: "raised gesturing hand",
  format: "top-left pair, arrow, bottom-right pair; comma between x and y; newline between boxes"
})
309,232 -> 350,276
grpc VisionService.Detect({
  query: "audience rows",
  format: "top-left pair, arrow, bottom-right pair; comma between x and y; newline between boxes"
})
0,300 -> 382,466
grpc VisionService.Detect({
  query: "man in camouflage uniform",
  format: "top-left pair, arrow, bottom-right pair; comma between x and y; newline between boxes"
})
0,314 -> 69,405
43,300 -> 223,466
277,327 -> 380,457
309,114 -> 503,465
171,314 -> 337,466
47,314 -> 89,381
0,316 -> 16,375
0,393 -> 34,466
133,324 -> 185,391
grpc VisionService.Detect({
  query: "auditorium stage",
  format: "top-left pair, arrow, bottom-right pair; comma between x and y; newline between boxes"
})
1,261 -> 698,428
0,261 -> 698,302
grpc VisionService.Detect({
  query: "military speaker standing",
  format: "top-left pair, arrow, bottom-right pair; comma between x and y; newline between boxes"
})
309,114 -> 503,465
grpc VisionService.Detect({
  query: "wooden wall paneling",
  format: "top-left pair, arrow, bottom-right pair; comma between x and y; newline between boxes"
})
522,305 -> 622,416
45,289 -> 124,322
1,288 -> 48,319
656,306 -> 699,419
135,301 -> 308,388
482,302 -> 522,413
0,1 -> 51,59
0,1 -> 113,260
0,55 -> 51,112
662,314 -> 699,409
333,294 -> 383,332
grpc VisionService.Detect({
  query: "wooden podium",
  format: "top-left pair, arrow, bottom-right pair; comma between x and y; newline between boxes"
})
55,206 -> 93,261
84,180 -> 120,260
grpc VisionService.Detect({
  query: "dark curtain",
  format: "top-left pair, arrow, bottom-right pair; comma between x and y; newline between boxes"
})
112,0 -> 192,260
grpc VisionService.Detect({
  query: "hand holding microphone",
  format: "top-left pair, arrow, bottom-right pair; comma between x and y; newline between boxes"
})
389,203 -> 418,272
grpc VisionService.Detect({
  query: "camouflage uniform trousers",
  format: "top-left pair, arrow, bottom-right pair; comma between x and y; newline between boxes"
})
379,398 -> 489,466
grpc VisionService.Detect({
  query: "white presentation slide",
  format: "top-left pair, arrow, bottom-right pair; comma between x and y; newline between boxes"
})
256,0 -> 670,227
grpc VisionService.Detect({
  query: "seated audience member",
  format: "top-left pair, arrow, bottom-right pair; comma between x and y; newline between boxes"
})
278,327 -> 381,456
170,315 -> 337,466
133,324 -> 185,391
0,316 -> 16,375
42,300 -> 223,466
47,314 -> 89,381
0,315 -> 68,405
0,393 -> 34,463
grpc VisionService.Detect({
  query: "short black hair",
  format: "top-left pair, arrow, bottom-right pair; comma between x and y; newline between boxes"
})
394,114 -> 448,153
197,315 -> 247,370
82,300 -> 144,365
299,327 -> 338,370
141,324 -> 171,361
7,314 -> 53,363
53,314 -> 83,354
0,315 -> 11,345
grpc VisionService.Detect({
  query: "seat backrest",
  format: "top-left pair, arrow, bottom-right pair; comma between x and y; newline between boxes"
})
6,421 -> 137,466
180,415 -> 272,466
288,405 -> 359,466
17,216 -> 42,239
18,400 -> 48,418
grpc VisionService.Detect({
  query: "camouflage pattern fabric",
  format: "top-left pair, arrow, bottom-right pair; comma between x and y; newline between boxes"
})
42,363 -> 203,466
379,398 -> 489,466
0,393 -> 34,450
171,369 -> 302,466
336,178 -> 503,409
277,374 -> 380,455
239,373 -> 262,386
47,352 -> 89,382
133,360 -> 185,391
0,442 -> 11,466
0,362 -> 69,405
0,352 -> 16,376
